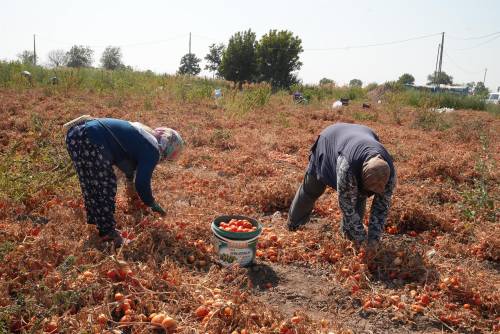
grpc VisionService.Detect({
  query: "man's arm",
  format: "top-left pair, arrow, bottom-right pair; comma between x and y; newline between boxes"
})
367,173 -> 397,243
337,155 -> 367,244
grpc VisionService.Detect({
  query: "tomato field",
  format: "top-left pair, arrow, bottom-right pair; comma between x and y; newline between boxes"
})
0,83 -> 498,333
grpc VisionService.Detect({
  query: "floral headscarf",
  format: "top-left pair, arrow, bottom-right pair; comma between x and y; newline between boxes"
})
153,127 -> 184,160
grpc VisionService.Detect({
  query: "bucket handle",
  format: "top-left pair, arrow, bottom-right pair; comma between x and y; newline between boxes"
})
211,225 -> 262,247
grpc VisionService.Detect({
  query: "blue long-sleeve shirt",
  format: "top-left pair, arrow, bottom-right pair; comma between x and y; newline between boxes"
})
84,118 -> 160,206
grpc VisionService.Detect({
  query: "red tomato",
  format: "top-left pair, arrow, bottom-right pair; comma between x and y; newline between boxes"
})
195,305 -> 209,319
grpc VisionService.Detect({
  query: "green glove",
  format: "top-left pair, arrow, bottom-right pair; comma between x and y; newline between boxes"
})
151,202 -> 166,216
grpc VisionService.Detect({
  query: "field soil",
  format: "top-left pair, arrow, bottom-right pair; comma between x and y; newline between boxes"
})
0,88 -> 498,333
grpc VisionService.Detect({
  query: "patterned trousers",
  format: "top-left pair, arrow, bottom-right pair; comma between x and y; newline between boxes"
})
66,124 -> 117,236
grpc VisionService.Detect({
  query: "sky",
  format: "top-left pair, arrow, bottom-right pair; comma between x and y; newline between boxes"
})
1,0 -> 499,90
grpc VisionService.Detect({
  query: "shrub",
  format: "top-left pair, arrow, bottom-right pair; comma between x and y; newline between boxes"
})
412,108 -> 450,131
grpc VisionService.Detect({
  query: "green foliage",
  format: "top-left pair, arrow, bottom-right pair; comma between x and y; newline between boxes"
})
473,82 -> 489,97
352,111 -> 377,122
17,50 -> 36,64
0,318 -> 7,334
364,82 -> 378,92
485,103 -> 500,116
47,49 -> 68,67
0,241 -> 14,261
220,84 -> 271,115
210,129 -> 233,150
66,45 -> 94,68
384,92 -> 404,125
427,71 -> 453,85
168,77 -> 216,102
289,83 -> 366,104
319,78 -> 335,86
100,46 -> 124,70
349,79 -> 362,87
459,133 -> 497,222
396,89 -> 486,110
220,29 -> 257,88
412,108 -> 450,131
0,129 -> 73,202
204,43 -> 225,78
397,73 -> 415,85
178,53 -> 201,76
256,30 -> 303,89
57,255 -> 76,273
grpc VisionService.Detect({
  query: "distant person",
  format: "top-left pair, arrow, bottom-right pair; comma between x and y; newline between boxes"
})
293,91 -> 306,104
64,117 -> 184,247
287,123 -> 396,255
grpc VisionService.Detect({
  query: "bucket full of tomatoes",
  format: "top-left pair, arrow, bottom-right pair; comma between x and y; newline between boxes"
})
211,215 -> 262,267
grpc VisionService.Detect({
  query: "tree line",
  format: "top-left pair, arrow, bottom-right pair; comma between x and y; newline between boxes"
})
317,72 -> 489,96
15,29 -> 491,95
180,29 -> 303,90
17,45 -> 131,71
16,29 -> 303,90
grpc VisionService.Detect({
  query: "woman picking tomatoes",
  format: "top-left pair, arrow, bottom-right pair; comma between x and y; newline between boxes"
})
65,117 -> 184,247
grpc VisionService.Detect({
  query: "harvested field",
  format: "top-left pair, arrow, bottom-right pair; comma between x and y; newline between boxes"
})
0,87 -> 498,334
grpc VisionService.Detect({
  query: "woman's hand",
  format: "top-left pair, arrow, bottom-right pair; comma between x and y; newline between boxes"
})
151,202 -> 166,216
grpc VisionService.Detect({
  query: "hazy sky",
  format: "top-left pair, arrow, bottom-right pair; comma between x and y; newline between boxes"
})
1,0 -> 499,90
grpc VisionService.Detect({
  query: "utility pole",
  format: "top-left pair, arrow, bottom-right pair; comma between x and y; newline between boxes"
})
483,68 -> 487,84
33,34 -> 37,65
189,32 -> 191,55
437,32 -> 445,87
434,43 -> 441,83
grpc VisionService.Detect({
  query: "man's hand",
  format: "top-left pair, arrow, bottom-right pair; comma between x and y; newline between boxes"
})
151,202 -> 167,216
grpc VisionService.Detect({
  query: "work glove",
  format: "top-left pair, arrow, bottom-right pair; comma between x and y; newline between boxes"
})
151,202 -> 166,216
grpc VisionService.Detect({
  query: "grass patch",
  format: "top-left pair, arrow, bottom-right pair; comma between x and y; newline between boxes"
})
395,89 -> 486,111
459,133 -> 497,222
0,241 -> 14,261
486,103 -> 500,116
412,108 -> 451,131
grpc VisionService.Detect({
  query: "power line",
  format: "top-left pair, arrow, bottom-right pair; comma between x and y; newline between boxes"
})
36,34 -> 188,48
299,32 -> 442,51
443,51 -> 481,75
195,32 -> 443,51
447,31 -> 500,40
452,34 -> 500,51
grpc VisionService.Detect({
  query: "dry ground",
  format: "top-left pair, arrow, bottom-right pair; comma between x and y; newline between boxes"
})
0,88 -> 499,333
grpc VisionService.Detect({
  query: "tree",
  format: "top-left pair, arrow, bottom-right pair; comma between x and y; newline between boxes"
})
220,29 -> 257,88
256,30 -> 303,89
397,73 -> 415,85
427,71 -> 453,85
100,46 -> 124,70
349,79 -> 363,87
204,43 -> 225,78
473,82 -> 489,96
17,50 -> 35,64
319,78 -> 335,86
47,49 -> 68,67
365,82 -> 378,91
177,53 -> 201,75
66,45 -> 94,68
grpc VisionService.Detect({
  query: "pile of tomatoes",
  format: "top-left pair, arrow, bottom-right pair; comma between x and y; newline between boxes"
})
219,219 -> 257,233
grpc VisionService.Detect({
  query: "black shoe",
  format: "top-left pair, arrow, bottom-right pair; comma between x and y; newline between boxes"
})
287,220 -> 303,231
99,230 -> 124,248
